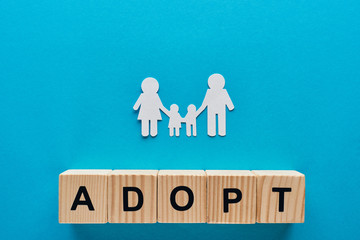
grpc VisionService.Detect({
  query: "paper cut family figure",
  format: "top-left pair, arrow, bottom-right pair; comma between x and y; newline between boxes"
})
133,74 -> 234,137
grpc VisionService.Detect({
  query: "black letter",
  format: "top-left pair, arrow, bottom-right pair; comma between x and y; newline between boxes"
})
123,187 -> 144,211
170,186 -> 194,211
71,186 -> 94,211
272,187 -> 292,212
223,188 -> 242,213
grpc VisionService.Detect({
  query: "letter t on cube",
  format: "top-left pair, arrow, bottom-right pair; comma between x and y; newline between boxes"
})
253,170 -> 305,223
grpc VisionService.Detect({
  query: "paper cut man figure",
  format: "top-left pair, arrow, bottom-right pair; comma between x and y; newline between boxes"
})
168,104 -> 182,137
196,74 -> 234,136
133,77 -> 169,137
184,104 -> 197,137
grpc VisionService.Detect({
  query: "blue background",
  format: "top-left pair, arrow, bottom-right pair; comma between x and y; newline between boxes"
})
1,1 -> 359,239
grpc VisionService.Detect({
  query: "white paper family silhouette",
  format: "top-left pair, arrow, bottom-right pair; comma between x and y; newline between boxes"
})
133,73 -> 234,137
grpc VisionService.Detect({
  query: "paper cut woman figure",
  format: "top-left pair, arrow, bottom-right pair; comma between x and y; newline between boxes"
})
184,104 -> 197,137
168,104 -> 182,137
196,74 -> 234,136
133,77 -> 169,137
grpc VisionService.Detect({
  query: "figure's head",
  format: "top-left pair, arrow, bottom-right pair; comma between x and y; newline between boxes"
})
187,104 -> 196,112
141,77 -> 159,93
170,104 -> 179,112
208,73 -> 225,90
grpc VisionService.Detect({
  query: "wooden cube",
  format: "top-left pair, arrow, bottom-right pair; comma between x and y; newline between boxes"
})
206,170 -> 256,224
108,170 -> 158,223
158,170 -> 206,223
252,170 -> 305,223
59,170 -> 111,223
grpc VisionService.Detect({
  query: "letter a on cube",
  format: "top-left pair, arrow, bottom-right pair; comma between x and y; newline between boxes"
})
206,170 -> 256,224
59,170 -> 111,223
158,170 -> 206,223
252,170 -> 305,223
108,170 -> 158,223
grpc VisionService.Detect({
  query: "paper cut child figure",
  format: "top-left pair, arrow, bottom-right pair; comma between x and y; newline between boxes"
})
168,104 -> 182,137
184,104 -> 197,137
133,77 -> 169,137
196,74 -> 234,136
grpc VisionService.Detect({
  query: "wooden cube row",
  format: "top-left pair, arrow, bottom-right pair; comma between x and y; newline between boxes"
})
59,170 -> 305,224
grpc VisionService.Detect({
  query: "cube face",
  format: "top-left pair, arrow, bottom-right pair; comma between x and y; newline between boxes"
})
158,170 -> 206,223
253,170 -> 305,223
108,170 -> 158,223
206,170 -> 256,224
59,170 -> 111,223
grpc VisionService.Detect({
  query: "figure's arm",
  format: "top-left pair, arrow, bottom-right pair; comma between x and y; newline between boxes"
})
224,90 -> 234,111
195,91 -> 209,117
156,95 -> 170,117
181,114 -> 187,123
160,105 -> 170,117
133,94 -> 142,110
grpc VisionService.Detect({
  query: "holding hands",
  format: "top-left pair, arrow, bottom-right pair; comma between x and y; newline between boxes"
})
167,104 -> 198,137
133,74 -> 234,137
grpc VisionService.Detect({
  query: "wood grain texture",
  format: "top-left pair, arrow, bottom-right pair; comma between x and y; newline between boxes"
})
158,170 -> 206,223
59,170 -> 111,223
252,170 -> 305,223
206,170 -> 256,224
108,170 -> 158,223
